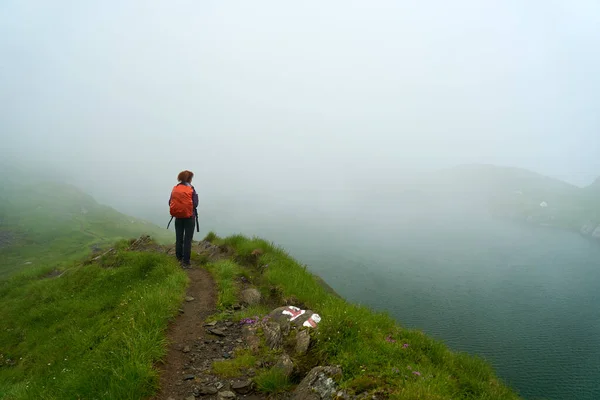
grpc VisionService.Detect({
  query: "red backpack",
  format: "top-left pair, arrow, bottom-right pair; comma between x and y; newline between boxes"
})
169,184 -> 194,218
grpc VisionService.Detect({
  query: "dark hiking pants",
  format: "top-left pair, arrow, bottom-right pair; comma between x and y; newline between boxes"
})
175,217 -> 195,264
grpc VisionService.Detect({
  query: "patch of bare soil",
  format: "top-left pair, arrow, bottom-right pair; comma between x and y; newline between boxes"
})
152,266 -> 219,400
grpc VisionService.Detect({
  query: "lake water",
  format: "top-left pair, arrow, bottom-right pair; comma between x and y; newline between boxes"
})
231,209 -> 600,400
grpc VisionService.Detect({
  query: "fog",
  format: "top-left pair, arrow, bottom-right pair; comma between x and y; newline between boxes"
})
2,0 -> 599,229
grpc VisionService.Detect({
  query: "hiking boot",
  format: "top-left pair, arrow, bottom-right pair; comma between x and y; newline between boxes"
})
181,261 -> 191,269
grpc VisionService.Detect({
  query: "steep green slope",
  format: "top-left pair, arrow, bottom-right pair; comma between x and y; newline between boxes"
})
0,173 -> 171,278
200,233 -> 521,399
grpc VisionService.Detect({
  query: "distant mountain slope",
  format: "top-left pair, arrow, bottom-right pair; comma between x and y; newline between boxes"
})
584,177 -> 600,196
436,164 -> 599,236
350,164 -> 599,239
439,164 -> 579,194
0,167 -> 171,278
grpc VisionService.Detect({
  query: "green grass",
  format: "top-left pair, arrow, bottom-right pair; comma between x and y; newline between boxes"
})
212,349 -> 257,378
254,367 -> 293,394
205,233 -> 521,399
0,247 -> 188,400
0,179 -> 172,279
203,259 -> 247,310
230,305 -> 272,321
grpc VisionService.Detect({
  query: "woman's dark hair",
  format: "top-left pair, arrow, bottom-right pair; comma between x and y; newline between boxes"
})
177,170 -> 194,183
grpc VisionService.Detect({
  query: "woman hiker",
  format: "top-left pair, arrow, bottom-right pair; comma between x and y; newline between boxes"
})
168,170 -> 198,267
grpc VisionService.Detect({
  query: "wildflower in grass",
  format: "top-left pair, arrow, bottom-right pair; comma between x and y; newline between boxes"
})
240,318 -> 257,325
402,343 -> 409,348
412,371 -> 422,376
392,367 -> 400,374
385,335 -> 396,343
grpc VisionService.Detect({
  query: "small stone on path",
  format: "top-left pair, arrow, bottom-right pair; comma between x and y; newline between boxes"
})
231,378 -> 252,394
185,296 -> 195,302
208,328 -> 226,337
199,386 -> 218,395
183,374 -> 195,381
182,346 -> 191,353
218,390 -> 237,399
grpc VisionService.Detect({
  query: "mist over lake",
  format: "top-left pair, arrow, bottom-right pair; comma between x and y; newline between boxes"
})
204,196 -> 600,400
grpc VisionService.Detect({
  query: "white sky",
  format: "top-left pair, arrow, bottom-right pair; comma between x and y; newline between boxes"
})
1,0 -> 599,214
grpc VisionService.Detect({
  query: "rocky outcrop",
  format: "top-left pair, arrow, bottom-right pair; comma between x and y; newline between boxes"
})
292,366 -> 343,400
263,321 -> 283,349
295,329 -> 311,355
275,353 -> 294,376
268,306 -> 322,329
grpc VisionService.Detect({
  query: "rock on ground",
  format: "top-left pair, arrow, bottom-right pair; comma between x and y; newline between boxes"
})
292,366 -> 343,400
199,385 -> 218,395
240,288 -> 261,305
275,353 -> 294,377
295,329 -> 311,355
268,306 -> 320,329
231,378 -> 253,394
218,390 -> 237,399
263,321 -> 283,349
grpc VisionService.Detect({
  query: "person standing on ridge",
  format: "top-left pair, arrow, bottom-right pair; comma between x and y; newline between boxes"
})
167,170 -> 198,268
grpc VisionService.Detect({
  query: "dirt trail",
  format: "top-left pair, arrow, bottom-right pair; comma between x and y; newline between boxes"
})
152,266 -> 217,400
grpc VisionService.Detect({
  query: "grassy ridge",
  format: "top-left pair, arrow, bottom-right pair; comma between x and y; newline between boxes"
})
0,179 -> 172,278
207,233 -> 521,399
0,242 -> 187,400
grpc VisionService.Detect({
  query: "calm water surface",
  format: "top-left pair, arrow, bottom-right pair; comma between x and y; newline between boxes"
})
267,214 -> 600,400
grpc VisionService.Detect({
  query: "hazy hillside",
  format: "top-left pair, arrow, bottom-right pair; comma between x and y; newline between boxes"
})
0,168 -> 171,278
362,164 -> 600,237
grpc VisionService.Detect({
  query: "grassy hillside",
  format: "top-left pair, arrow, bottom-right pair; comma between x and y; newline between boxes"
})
0,164 -> 523,399
0,230 -> 523,400
0,239 -> 188,399
419,164 -> 599,232
0,172 -> 171,278
199,233 -> 521,399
